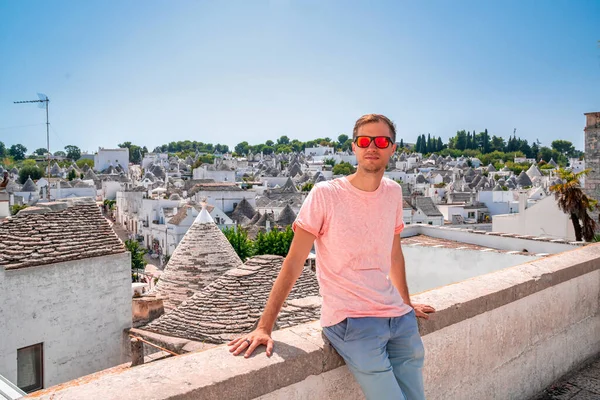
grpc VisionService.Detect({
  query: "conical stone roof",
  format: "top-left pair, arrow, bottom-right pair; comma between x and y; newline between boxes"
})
145,255 -> 320,343
281,177 -> 297,193
153,208 -> 243,311
249,211 -> 262,225
516,171 -> 533,187
21,176 -> 37,192
276,204 -> 297,226
84,169 -> 98,180
256,212 -> 275,227
231,198 -> 256,221
487,164 -> 497,172
50,162 -> 62,176
526,164 -> 542,178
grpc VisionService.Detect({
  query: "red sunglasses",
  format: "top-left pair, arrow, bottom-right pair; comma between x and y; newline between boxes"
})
354,136 -> 393,149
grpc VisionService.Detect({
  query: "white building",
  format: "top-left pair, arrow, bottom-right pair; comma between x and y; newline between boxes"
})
142,153 -> 169,170
94,148 -> 129,173
192,183 -> 256,213
0,198 -> 131,394
192,164 -> 236,182
304,145 -> 334,157
492,194 -> 576,241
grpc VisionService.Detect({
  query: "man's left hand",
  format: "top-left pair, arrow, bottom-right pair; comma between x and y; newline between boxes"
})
413,303 -> 435,319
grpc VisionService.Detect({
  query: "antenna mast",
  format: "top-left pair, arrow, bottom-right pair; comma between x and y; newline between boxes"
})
14,94 -> 50,199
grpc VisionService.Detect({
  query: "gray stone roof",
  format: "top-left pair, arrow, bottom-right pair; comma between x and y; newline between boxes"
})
0,199 -> 125,270
526,164 -> 542,178
153,213 -> 243,311
249,211 -> 262,225
190,183 -> 242,193
516,171 -> 533,187
276,204 -> 297,226
281,177 -> 297,193
414,197 -> 443,217
145,255 -> 320,343
21,177 -> 37,192
84,169 -> 98,180
231,198 -> 256,221
487,164 -> 497,172
256,212 -> 275,227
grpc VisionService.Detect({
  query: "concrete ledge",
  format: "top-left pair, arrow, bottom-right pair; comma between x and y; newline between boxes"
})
30,322 -> 344,400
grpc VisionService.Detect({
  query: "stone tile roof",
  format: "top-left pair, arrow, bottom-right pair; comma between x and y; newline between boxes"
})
0,199 -> 125,270
21,177 -> 37,192
276,204 -> 297,226
231,198 -> 256,221
153,214 -> 243,311
145,255 -> 320,343
414,197 -> 443,217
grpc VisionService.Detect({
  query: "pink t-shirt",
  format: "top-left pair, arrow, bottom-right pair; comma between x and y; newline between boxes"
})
292,176 -> 413,327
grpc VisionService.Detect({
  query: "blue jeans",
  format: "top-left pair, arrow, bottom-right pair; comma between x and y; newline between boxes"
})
323,310 -> 425,400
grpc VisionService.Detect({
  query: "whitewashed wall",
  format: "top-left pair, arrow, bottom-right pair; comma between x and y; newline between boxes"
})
0,252 -> 131,390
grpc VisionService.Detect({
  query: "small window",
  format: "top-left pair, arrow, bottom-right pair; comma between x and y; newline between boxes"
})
17,343 -> 43,393
428,221 -> 433,225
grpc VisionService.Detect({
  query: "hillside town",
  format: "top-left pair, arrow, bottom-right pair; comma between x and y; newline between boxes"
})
0,112 -> 599,400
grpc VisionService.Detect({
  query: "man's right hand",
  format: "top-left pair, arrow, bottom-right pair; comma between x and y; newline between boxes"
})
228,328 -> 274,358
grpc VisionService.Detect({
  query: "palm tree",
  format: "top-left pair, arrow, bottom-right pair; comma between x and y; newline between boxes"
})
549,168 -> 598,242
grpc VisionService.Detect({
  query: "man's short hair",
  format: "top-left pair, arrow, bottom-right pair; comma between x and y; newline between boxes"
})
353,114 -> 397,143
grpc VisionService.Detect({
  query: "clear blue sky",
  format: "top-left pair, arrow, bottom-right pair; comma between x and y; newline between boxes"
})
1,0 -> 599,154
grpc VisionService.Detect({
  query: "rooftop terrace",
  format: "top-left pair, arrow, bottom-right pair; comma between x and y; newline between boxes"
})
28,240 -> 600,400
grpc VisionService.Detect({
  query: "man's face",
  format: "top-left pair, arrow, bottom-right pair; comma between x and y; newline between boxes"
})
352,121 -> 397,174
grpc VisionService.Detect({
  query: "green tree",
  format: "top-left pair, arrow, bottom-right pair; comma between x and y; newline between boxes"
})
265,140 -> 274,147
10,204 -> 28,215
0,141 -> 6,158
415,136 -> 422,153
277,136 -> 290,145
332,161 -> 355,175
9,144 -> 27,160
64,145 -> 81,161
125,239 -> 147,272
76,159 -> 94,169
551,140 -> 576,157
254,227 -> 294,257
53,150 -> 66,157
67,169 -> 77,181
323,158 -> 336,167
222,226 -> 254,261
33,148 -> 47,156
301,182 -> 314,192
455,130 -> 467,150
337,134 -> 349,147
550,168 -> 597,242
18,165 -> 44,184
235,141 -> 249,155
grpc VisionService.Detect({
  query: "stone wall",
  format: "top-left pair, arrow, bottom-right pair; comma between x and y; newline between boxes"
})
584,112 -> 600,226
0,252 -> 132,389
29,244 -> 600,400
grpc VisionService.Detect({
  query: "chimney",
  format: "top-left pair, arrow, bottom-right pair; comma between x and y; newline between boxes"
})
519,192 -> 528,213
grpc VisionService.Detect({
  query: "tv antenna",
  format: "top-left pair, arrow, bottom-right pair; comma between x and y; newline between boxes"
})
14,94 -> 50,198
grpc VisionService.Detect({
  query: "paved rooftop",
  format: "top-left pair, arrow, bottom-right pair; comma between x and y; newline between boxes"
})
402,234 -> 536,256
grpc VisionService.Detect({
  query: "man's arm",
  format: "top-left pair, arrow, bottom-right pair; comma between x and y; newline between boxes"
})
228,226 -> 316,358
390,234 -> 435,319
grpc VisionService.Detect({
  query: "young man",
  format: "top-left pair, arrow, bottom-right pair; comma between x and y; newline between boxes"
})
229,114 -> 435,400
